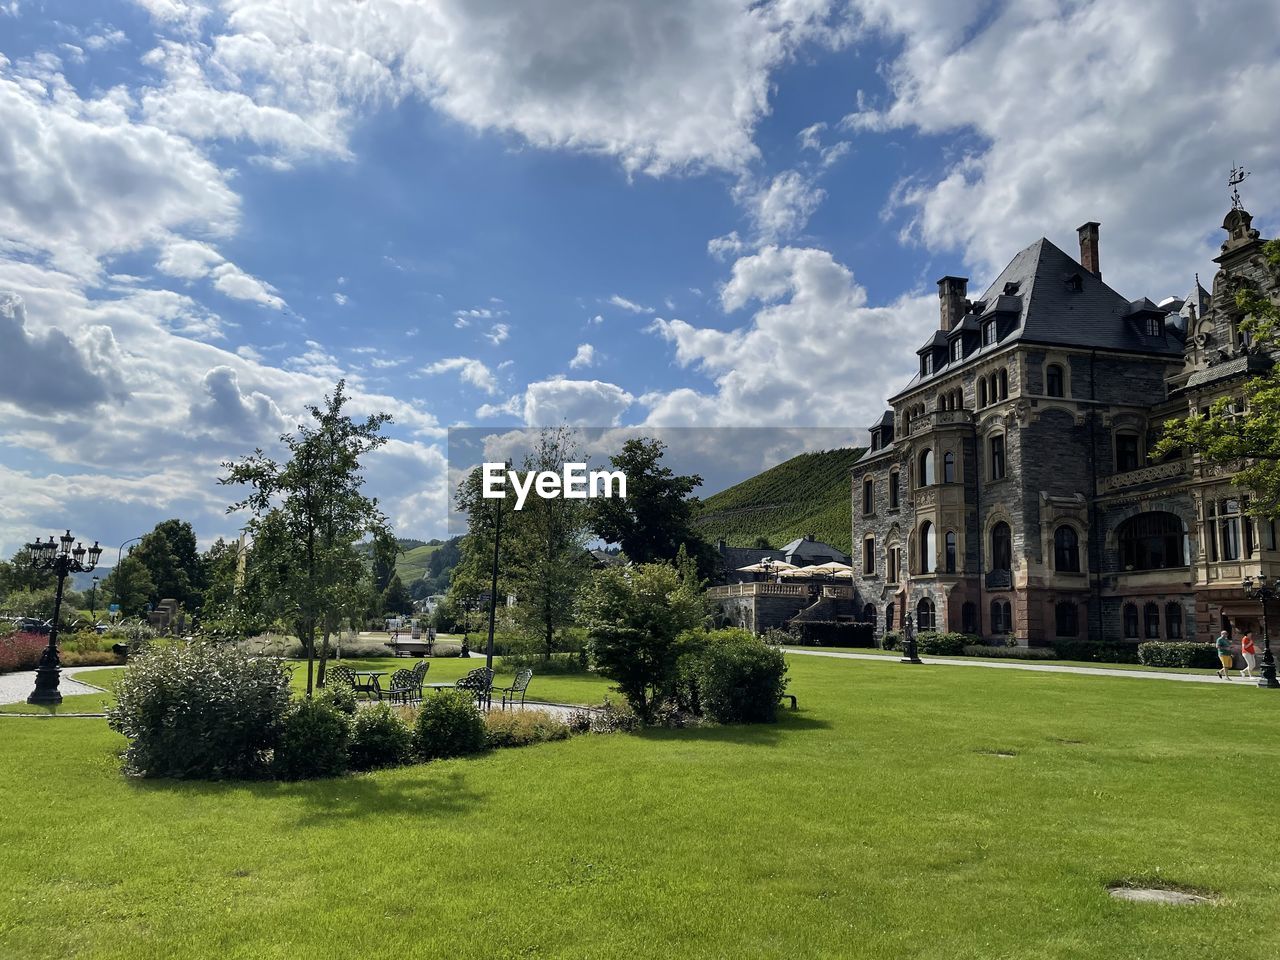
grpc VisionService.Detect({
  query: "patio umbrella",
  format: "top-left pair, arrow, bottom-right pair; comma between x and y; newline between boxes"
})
810,561 -> 853,575
780,565 -> 823,578
735,560 -> 798,574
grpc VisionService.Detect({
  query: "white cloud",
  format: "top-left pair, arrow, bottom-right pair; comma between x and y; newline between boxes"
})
423,356 -> 498,394
796,120 -> 849,167
484,322 -> 510,345
607,294 -> 654,314
735,169 -> 826,242
708,230 -> 749,261
646,245 -> 935,426
568,343 -> 596,369
475,394 -> 524,420
846,0 -> 1280,295
333,292 -> 348,306
523,377 -> 633,427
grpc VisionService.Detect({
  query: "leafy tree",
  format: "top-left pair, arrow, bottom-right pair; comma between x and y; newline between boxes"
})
221,380 -> 393,696
101,555 -> 156,617
589,437 -> 714,571
1156,239 -> 1280,517
381,574 -> 414,616
577,560 -> 705,722
0,546 -> 55,598
132,519 -> 203,610
751,535 -> 774,550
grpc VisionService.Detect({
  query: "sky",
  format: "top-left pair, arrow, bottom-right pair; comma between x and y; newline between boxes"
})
1,0 -> 1278,557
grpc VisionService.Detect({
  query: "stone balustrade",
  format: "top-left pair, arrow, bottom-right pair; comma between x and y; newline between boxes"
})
1098,458 -> 1188,494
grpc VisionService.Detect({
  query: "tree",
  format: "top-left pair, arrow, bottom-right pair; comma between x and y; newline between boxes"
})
505,427 -> 592,661
101,555 -> 156,617
1156,239 -> 1280,517
221,380 -> 393,696
381,574 -> 413,616
577,560 -> 705,722
752,535 -> 774,550
131,519 -> 204,610
589,437 -> 713,571
0,546 -> 55,599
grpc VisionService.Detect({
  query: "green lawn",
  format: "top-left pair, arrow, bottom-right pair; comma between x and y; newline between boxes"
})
783,646 -> 1231,675
2,656 -> 1279,959
394,542 -> 440,582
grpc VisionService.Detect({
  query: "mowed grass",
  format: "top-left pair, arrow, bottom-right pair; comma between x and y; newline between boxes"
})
3,656 -> 1280,959
395,542 -> 440,582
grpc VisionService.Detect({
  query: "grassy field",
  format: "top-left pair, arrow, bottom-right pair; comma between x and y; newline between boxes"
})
2,656 -> 1279,959
395,542 -> 440,583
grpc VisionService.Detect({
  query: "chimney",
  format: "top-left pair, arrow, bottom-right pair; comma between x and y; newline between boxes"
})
1077,221 -> 1100,278
937,276 -> 968,331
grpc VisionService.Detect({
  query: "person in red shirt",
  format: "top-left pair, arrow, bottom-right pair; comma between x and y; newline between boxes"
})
1240,631 -> 1257,679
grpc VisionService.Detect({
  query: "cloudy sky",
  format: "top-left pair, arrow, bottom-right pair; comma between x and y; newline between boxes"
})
2,0 -> 1278,555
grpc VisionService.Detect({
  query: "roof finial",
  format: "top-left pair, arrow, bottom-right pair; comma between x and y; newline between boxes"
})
1229,163 -> 1250,210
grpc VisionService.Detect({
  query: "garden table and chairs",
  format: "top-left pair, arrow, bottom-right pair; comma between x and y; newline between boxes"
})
425,666 -> 494,708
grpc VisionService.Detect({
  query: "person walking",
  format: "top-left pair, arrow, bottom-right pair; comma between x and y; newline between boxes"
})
1215,629 -> 1234,680
1240,630 -> 1257,679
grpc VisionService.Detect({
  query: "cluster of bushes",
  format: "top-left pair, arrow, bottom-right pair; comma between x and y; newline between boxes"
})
1050,638 -> 1141,664
915,632 -> 978,656
961,644 -> 1059,660
0,632 -> 45,673
1137,641 -> 1220,669
785,621 -> 876,648
106,642 -> 598,781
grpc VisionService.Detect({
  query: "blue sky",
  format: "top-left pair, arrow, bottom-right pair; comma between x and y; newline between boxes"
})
1,0 -> 1278,555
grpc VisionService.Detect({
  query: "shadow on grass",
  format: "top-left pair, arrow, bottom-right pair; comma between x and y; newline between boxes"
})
126,764 -> 482,822
638,710 -> 831,746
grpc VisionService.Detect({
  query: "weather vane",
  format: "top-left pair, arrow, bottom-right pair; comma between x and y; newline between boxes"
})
1229,164 -> 1250,210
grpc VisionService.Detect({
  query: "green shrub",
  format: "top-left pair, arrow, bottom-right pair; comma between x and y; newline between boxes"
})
587,699 -> 641,733
413,689 -> 487,759
881,630 -> 902,651
483,709 -> 571,749
494,653 -> 588,675
107,643 -> 292,779
686,630 -> 789,724
962,644 -> 1059,660
1138,641 -> 1220,669
787,621 -> 876,647
317,680 -> 358,716
349,704 -> 413,770
1052,638 -> 1141,664
273,697 -> 351,780
917,632 -> 975,656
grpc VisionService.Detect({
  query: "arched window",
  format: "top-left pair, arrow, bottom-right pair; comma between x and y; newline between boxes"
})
1123,602 -> 1139,639
919,521 -> 936,574
1118,512 -> 1187,571
991,599 -> 1012,634
989,433 -> 1006,480
1054,525 -> 1080,572
919,449 -> 934,486
1046,363 -> 1064,398
1055,601 -> 1079,637
885,602 -> 895,632
991,522 -> 1011,571
887,545 -> 900,583
862,603 -> 876,624
1144,602 -> 1161,639
1166,601 -> 1183,639
961,602 -> 977,634
978,379 -> 988,407
937,394 -> 946,411
943,451 -> 956,484
888,470 -> 900,509
916,597 -> 936,632
945,531 -> 957,573
998,369 -> 1009,400
862,478 -> 874,515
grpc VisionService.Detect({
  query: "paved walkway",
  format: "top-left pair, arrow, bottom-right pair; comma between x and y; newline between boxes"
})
0,666 -> 108,705
781,647 -> 1260,685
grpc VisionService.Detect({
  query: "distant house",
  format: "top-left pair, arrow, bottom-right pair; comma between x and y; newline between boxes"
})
713,533 -> 851,584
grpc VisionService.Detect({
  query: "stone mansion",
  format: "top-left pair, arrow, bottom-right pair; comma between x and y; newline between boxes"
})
850,200 -> 1278,647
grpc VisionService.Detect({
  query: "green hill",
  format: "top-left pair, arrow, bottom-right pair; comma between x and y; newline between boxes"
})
396,543 -> 441,583
694,448 -> 865,554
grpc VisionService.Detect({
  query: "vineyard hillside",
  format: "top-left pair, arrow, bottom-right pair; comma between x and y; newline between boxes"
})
694,448 -> 863,554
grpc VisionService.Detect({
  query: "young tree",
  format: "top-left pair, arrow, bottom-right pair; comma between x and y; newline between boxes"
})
589,437 -> 713,570
132,519 -> 204,610
381,573 -> 414,616
101,555 -> 156,617
1156,239 -> 1280,516
221,380 -> 393,696
577,560 -> 705,722
0,546 -> 55,598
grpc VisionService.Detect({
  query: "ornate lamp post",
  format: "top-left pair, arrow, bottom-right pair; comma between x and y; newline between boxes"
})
90,575 -> 100,623
900,611 -> 923,664
1242,575 -> 1280,689
26,530 -> 103,705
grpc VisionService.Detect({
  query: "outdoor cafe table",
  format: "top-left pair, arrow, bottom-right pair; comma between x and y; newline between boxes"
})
351,670 -> 386,699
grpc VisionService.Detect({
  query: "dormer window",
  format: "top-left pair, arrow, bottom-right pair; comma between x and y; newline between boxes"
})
1146,317 -> 1163,337
982,321 -> 997,346
922,354 -> 934,376
950,338 -> 963,362
1065,273 -> 1083,293
1002,281 -> 1020,296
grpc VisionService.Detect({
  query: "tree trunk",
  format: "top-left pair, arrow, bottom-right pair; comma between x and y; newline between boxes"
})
317,621 -> 333,687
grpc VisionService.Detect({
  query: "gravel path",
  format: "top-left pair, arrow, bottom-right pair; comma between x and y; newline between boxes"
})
781,647 -> 1261,685
0,666 -> 108,705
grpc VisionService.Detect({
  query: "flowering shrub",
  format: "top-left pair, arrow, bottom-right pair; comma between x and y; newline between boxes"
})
482,708 -> 571,749
0,632 -> 46,674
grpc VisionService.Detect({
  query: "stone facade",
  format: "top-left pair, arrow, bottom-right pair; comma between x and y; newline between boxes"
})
851,203 -> 1280,647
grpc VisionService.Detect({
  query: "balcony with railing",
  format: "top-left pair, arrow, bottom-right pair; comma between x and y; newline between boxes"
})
1097,458 -> 1189,494
907,408 -> 975,435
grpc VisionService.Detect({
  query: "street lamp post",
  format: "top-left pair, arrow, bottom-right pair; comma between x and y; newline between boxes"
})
90,575 -> 99,623
1242,575 -> 1280,690
26,530 -> 103,705
484,459 -> 511,675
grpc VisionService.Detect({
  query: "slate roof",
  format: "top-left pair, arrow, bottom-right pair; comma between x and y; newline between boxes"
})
1183,352 -> 1273,391
894,237 -> 1185,400
779,537 -> 851,565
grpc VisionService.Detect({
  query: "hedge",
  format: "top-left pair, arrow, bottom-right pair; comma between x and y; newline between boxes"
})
1050,638 -> 1142,664
1138,641 -> 1221,669
787,621 -> 876,647
961,644 -> 1059,660
916,632 -> 977,656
